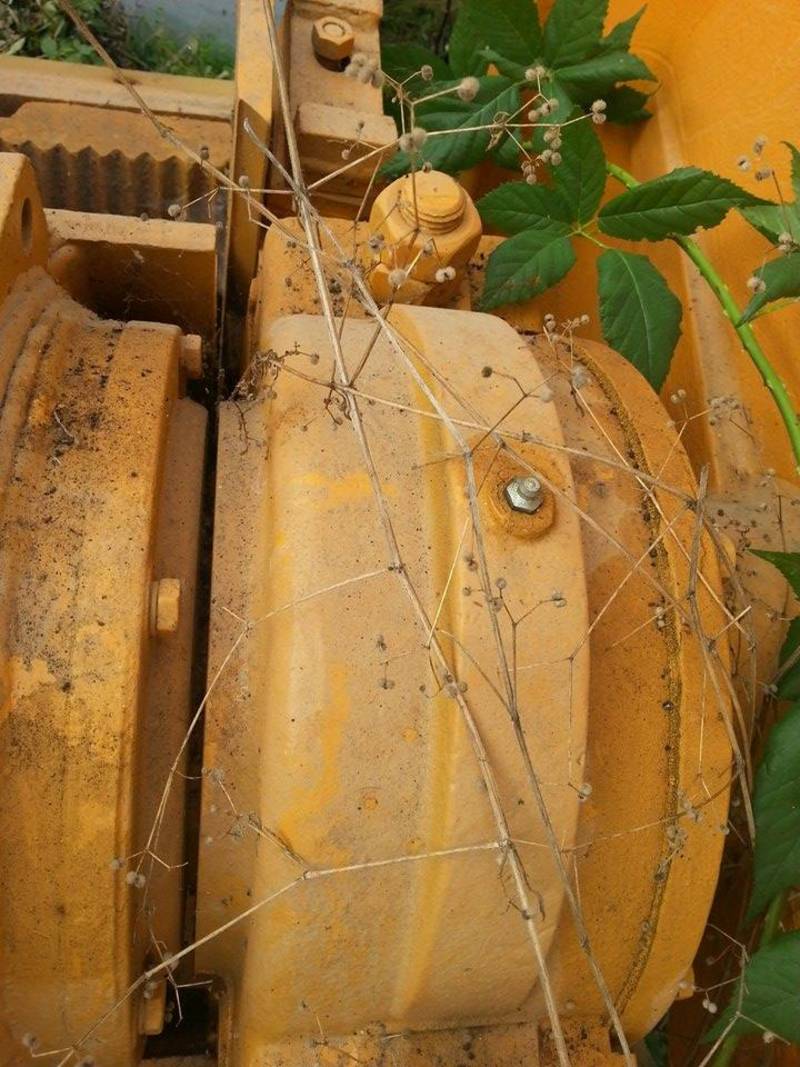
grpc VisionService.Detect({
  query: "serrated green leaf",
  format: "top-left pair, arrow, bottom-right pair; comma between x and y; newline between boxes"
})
598,166 -> 769,240
543,0 -> 608,68
478,46 -> 528,81
706,932 -> 800,1044
489,130 -> 522,170
784,141 -> 800,202
746,704 -> 800,919
557,50 -> 655,95
534,76 -> 576,140
552,111 -> 606,222
597,250 -> 681,390
741,143 -> 800,242
602,85 -> 652,123
448,0 -> 542,77
380,43 -> 451,84
739,253 -> 800,323
752,549 -> 800,598
776,618 -> 800,701
595,6 -> 646,54
479,220 -> 575,309
381,77 -> 519,178
478,182 -> 574,233
740,203 -> 795,244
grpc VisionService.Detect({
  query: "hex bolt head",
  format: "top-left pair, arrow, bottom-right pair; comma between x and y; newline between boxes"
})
504,475 -> 544,515
150,578 -> 181,636
312,16 -> 355,62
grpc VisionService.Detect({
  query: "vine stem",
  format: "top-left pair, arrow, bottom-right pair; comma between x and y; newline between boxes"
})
606,160 -> 800,470
710,889 -> 788,1067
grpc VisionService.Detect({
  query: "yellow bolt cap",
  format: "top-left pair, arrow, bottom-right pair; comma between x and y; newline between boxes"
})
311,16 -> 355,62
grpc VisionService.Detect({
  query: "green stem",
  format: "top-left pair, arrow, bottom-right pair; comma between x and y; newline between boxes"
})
575,226 -> 610,250
606,161 -> 800,470
710,890 -> 788,1067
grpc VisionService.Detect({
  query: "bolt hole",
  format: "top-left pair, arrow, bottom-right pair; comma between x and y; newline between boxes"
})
20,197 -> 33,256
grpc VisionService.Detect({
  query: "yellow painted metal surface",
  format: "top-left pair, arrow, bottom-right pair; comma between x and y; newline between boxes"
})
0,56 -> 232,223
280,0 -> 396,214
0,155 -> 206,1064
0,100 -> 229,220
0,55 -> 233,120
198,284 -> 730,1062
0,0 -> 791,1060
368,171 -> 482,303
224,0 -> 275,328
46,207 -> 218,342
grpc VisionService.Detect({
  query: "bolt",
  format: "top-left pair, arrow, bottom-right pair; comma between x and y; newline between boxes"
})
180,334 -> 203,380
398,171 -> 467,233
504,475 -> 543,515
150,578 -> 181,636
311,16 -> 355,62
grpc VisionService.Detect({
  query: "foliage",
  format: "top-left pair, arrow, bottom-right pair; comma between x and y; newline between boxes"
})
0,0 -> 123,64
707,932 -> 800,1045
381,0 -> 654,178
700,549 -> 800,1057
747,703 -> 800,920
0,0 -> 233,77
477,138 -> 767,388
746,551 -> 800,918
380,0 -> 800,410
381,0 -> 457,54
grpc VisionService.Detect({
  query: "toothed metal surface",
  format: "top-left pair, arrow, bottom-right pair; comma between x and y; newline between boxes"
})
0,102 -> 229,221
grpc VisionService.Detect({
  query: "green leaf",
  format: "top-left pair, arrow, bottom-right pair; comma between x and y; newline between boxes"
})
784,141 -> 800,202
597,250 -> 682,390
598,166 -> 769,241
741,144 -> 800,243
552,111 -> 606,223
643,1020 -> 669,1067
40,34 -> 58,58
478,47 -> 528,81
381,77 -> 519,177
746,704 -> 800,919
557,50 -> 655,95
478,182 -> 574,234
543,0 -> 608,68
706,931 -> 800,1044
751,549 -> 800,598
489,131 -> 522,170
537,75 -> 576,131
602,85 -> 652,123
448,0 -> 543,77
741,203 -> 793,244
478,220 -> 576,309
739,253 -> 800,323
595,6 -> 646,54
776,619 -> 800,701
380,43 -> 451,84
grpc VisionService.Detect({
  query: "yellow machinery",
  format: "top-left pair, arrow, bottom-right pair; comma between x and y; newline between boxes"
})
0,2 -> 798,1066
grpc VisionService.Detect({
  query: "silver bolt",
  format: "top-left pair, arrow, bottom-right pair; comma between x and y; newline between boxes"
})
504,475 -> 543,514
